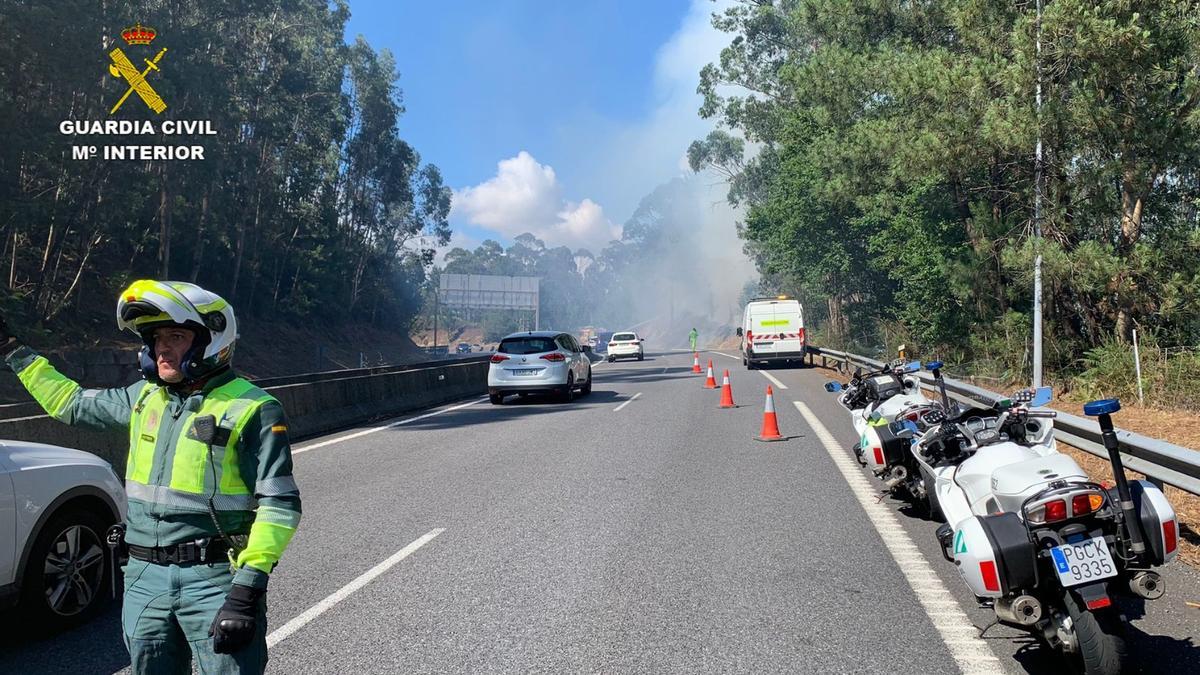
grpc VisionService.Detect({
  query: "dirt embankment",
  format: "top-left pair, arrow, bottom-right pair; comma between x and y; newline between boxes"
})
813,362 -> 1200,568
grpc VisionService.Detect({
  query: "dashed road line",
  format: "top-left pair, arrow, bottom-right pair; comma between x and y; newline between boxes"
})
792,401 -> 1005,675
614,392 -> 642,412
267,528 -> 446,648
712,351 -> 740,360
758,370 -> 789,390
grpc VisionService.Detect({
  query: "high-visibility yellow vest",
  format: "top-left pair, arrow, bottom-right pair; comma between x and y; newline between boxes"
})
125,377 -> 274,512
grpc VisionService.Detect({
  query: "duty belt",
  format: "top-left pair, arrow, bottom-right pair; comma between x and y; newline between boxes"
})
128,539 -> 233,565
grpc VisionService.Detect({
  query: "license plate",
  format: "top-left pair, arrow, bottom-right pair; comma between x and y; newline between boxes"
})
756,341 -> 774,346
511,368 -> 539,376
1050,536 -> 1118,587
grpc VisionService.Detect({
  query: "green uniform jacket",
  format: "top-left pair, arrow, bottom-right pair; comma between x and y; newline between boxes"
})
5,346 -> 301,590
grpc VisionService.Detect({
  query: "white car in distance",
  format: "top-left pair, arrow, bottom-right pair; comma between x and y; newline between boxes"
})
606,332 -> 644,362
0,440 -> 126,633
488,331 -> 594,404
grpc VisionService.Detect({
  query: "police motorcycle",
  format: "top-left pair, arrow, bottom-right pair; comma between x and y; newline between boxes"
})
823,348 -> 934,500
897,363 -> 1178,674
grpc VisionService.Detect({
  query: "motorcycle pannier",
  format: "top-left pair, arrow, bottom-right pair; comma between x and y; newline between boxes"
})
980,512 -> 1037,593
874,422 -> 912,467
956,513 -> 1037,597
1129,480 -> 1179,565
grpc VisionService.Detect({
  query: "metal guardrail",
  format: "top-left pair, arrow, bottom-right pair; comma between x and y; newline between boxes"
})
810,347 -> 1200,496
251,355 -> 491,388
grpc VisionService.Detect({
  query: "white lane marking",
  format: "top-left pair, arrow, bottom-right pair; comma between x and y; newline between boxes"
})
293,398 -> 486,455
662,365 -> 670,374
614,392 -> 642,412
758,370 -> 789,390
712,351 -> 740,360
266,528 -> 445,648
792,402 -> 1005,674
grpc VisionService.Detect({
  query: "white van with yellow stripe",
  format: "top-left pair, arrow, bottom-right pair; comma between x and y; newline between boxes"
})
736,297 -> 806,369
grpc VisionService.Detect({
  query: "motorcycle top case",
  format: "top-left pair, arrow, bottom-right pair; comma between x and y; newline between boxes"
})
865,374 -> 903,402
952,513 -> 1036,598
1128,480 -> 1179,565
990,453 -> 1088,514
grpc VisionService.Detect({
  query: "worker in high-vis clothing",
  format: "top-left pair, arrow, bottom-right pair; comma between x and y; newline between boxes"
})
689,327 -> 699,352
0,280 -> 300,674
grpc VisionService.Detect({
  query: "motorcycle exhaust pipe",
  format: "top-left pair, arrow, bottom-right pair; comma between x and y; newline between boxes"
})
1129,571 -> 1165,600
994,595 -> 1043,626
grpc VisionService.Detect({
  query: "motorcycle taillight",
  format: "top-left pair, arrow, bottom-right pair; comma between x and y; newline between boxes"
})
1044,499 -> 1067,522
1071,493 -> 1104,517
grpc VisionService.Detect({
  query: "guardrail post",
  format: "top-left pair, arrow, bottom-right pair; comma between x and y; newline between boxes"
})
1147,476 -> 1165,490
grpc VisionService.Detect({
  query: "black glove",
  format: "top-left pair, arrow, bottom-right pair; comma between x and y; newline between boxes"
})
209,584 -> 263,654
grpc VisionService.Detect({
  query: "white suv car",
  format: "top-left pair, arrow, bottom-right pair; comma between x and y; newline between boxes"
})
0,440 -> 126,633
606,332 -> 644,362
488,331 -> 593,404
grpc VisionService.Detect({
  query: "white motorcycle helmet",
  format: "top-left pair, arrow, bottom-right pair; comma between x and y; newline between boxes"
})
115,280 -> 238,384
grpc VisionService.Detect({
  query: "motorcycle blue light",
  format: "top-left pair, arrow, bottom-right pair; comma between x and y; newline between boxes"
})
1083,399 -> 1121,416
926,360 -> 943,370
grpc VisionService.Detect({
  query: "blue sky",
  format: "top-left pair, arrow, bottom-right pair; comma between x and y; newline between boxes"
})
344,0 -> 731,254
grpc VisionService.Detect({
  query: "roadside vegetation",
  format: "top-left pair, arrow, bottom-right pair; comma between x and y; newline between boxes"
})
0,1 -> 450,344
693,1 -> 1200,410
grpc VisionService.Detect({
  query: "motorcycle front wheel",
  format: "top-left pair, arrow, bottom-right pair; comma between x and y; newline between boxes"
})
1062,591 -> 1128,675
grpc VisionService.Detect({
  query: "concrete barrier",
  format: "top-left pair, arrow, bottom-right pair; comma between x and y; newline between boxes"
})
0,359 -> 490,475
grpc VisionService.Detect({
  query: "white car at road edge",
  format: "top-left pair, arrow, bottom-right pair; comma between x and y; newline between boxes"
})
0,440 -> 126,633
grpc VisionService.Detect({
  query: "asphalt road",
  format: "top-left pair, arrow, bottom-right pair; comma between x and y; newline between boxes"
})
2,350 -> 1198,673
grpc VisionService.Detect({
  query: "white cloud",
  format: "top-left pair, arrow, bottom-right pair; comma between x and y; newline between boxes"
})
451,151 -> 620,250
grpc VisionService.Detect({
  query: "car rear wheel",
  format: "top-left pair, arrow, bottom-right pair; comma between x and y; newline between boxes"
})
490,393 -> 505,405
637,353 -> 644,361
21,505 -> 113,634
560,374 -> 575,403
581,367 -> 593,395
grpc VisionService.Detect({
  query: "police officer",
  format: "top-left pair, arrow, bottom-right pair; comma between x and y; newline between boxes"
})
0,280 -> 301,674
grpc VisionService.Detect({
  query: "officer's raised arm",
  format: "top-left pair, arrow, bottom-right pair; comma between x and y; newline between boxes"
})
0,314 -> 145,431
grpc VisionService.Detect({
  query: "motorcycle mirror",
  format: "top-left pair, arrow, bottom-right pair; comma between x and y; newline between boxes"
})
903,360 -> 921,373
1030,386 -> 1052,407
824,381 -> 843,393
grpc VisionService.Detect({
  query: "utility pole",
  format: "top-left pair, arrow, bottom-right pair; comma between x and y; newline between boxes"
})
1032,0 -> 1045,389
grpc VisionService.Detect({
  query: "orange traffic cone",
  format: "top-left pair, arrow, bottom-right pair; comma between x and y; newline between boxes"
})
719,370 -> 736,408
692,352 -> 702,373
756,386 -> 785,442
703,359 -> 718,388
